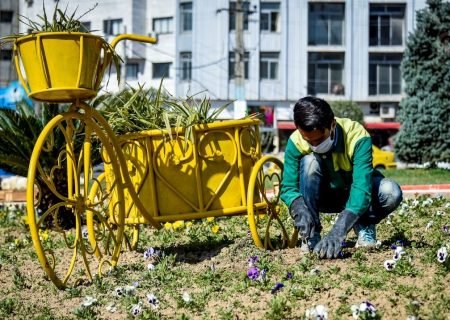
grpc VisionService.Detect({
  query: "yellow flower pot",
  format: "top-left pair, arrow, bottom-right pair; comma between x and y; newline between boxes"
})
104,119 -> 262,223
13,32 -> 113,102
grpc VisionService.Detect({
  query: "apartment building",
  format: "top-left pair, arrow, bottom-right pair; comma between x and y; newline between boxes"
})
0,0 -> 19,87
17,0 -> 428,150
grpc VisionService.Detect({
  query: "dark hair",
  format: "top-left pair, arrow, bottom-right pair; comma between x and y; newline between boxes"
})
293,96 -> 334,131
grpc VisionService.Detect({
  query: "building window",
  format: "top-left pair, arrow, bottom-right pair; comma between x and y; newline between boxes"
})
0,11 -> 13,23
308,3 -> 345,45
180,52 -> 192,80
369,53 -> 402,95
229,51 -> 249,80
153,17 -> 173,34
260,52 -> 279,80
229,1 -> 250,31
0,49 -> 13,61
370,4 -> 405,46
153,62 -> 171,78
260,2 -> 280,32
103,19 -> 123,36
180,2 -> 192,32
126,63 -> 139,80
80,21 -> 91,32
308,52 -> 345,95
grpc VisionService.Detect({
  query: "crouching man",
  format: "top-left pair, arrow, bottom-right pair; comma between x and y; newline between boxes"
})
280,97 -> 403,258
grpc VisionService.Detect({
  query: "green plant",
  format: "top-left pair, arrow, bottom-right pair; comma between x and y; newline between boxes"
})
265,296 -> 291,320
329,100 -> 364,124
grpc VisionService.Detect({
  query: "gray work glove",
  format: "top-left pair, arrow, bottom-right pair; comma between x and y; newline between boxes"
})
313,210 -> 359,259
289,197 -> 317,239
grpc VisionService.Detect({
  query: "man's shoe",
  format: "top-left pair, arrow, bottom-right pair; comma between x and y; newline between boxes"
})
300,232 -> 322,252
354,223 -> 377,248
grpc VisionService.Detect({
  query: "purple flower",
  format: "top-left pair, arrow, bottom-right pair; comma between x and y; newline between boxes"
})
390,244 -> 397,250
248,256 -> 259,267
270,282 -> 284,294
285,272 -> 293,280
247,267 -> 260,280
338,251 -> 345,258
260,268 -> 268,280
143,247 -> 155,259
443,225 -> 449,234
247,230 -> 251,237
341,241 -> 347,248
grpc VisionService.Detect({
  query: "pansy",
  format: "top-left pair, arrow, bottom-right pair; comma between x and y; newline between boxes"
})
147,293 -> 159,309
38,229 -> 49,241
426,220 -> 434,230
211,225 -> 220,233
445,202 -> 450,208
131,303 -> 142,317
124,285 -> 136,295
422,197 -> 433,207
105,303 -> 117,313
172,220 -> 184,230
114,287 -> 124,297
359,301 -> 377,317
260,268 -> 268,281
435,211 -> 445,216
270,282 -> 284,294
143,247 -> 155,259
407,316 -> 417,320
305,304 -> 328,319
384,259 -> 396,271
285,271 -> 293,280
164,222 -> 172,230
411,199 -> 419,207
182,292 -> 191,303
248,256 -> 259,267
437,246 -> 448,263
247,266 -> 260,280
81,296 -> 97,307
147,263 -> 155,270
81,227 -> 89,239
350,304 -> 360,319
206,217 -> 215,222
393,246 -> 406,261
310,267 -> 320,275
443,225 -> 449,234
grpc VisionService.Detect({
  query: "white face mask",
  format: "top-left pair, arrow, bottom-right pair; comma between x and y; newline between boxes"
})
309,128 -> 335,154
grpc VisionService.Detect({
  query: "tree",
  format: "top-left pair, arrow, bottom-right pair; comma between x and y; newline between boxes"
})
329,100 -> 364,124
395,0 -> 450,164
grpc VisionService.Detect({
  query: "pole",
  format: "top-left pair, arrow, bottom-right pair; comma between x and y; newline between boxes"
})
233,0 -> 247,119
120,25 -> 127,90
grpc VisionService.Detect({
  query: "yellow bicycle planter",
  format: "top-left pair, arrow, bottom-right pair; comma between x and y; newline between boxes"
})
13,32 -> 297,288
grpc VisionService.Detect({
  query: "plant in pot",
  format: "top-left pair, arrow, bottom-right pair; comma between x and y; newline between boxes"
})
0,1 -> 122,103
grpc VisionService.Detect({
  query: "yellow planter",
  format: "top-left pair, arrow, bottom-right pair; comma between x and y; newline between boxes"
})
13,32 -> 113,102
104,119 -> 262,222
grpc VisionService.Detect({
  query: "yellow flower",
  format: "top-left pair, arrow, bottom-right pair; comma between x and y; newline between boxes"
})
186,221 -> 193,228
259,214 -> 266,220
164,222 -> 173,230
39,229 -> 49,241
172,220 -> 184,231
22,215 -> 29,225
207,217 -> 215,222
14,239 -> 21,246
211,225 -> 220,233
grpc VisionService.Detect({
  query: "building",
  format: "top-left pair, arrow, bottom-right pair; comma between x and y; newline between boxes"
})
0,0 -> 19,87
17,0 -> 428,151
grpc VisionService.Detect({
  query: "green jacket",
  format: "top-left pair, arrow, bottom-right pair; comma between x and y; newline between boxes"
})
280,117 -> 376,216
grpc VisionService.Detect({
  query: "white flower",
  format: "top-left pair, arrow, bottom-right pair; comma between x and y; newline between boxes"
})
422,198 -> 433,207
182,292 -> 191,303
305,304 -> 328,319
147,263 -> 155,270
81,296 -> 97,307
81,227 -> 89,239
411,199 -> 419,207
351,304 -> 360,319
444,202 -> 450,208
147,293 -> 159,309
425,220 -> 434,230
106,303 -> 117,313
437,246 -> 448,263
407,316 -> 417,320
310,267 -> 320,275
435,211 -> 445,216
114,287 -> 123,297
393,246 -> 406,261
124,285 -> 136,295
131,303 -> 142,317
384,259 -> 396,271
359,301 -> 377,317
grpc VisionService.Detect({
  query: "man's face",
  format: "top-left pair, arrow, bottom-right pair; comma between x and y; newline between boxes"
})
297,119 -> 336,147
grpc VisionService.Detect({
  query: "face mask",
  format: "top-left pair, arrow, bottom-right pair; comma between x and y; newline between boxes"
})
309,128 -> 335,154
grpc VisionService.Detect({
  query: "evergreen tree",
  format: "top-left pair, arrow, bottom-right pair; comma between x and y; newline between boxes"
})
395,0 -> 450,164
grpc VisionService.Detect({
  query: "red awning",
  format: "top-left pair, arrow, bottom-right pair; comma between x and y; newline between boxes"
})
365,122 -> 401,130
277,121 -> 296,129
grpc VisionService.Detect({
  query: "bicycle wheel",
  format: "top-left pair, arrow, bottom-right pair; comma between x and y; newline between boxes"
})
26,110 -> 125,288
247,155 -> 297,250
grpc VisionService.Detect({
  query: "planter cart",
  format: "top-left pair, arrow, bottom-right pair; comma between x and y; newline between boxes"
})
13,32 -> 298,288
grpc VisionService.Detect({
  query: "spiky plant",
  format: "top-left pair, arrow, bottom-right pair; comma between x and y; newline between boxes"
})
0,101 -> 100,228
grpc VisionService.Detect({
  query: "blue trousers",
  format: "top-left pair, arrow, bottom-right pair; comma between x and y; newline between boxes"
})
299,154 -> 403,230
